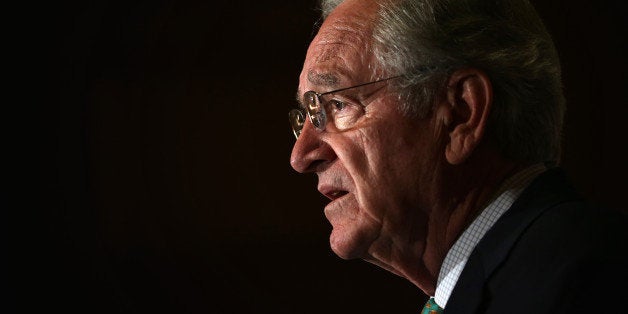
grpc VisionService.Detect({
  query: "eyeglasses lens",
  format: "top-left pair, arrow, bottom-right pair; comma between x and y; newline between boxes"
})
304,91 -> 326,129
289,109 -> 305,138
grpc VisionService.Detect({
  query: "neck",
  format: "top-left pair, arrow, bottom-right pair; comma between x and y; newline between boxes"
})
418,147 -> 528,294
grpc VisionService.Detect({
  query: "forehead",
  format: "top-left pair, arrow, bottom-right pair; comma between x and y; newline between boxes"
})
300,1 -> 380,91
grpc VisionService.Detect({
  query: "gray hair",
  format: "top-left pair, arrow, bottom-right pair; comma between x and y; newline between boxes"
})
319,0 -> 565,164
321,0 -> 344,17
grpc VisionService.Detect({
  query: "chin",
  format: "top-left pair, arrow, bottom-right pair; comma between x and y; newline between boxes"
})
330,239 -> 358,260
328,228 -> 371,260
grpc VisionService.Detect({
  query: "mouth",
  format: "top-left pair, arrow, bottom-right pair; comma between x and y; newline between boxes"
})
324,190 -> 349,201
318,184 -> 353,218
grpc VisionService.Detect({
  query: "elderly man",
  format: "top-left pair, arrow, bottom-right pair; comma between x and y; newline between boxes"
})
289,0 -> 627,313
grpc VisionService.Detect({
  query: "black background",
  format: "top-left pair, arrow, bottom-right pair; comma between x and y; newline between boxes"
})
9,0 -> 627,313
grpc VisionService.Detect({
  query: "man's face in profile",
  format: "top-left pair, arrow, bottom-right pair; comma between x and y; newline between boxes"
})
290,0 -> 444,267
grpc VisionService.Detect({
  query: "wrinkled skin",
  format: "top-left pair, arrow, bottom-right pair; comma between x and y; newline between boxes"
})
290,0 -> 448,293
290,0 -> 517,295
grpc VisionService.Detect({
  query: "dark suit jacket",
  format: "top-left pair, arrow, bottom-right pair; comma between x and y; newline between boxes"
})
445,168 -> 628,314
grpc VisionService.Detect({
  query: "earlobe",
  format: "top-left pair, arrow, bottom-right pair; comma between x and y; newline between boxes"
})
443,69 -> 493,165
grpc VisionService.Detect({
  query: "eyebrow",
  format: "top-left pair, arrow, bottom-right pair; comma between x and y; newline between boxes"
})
308,71 -> 340,87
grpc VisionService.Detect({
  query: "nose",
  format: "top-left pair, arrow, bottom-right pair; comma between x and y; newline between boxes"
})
290,119 -> 336,173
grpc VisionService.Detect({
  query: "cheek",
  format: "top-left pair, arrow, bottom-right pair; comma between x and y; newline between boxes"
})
337,129 -> 406,216
347,123 -> 433,216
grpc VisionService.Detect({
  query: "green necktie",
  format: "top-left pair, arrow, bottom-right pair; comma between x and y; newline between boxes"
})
421,297 -> 444,314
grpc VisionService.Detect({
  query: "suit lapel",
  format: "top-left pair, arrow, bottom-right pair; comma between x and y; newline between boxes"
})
444,168 -> 581,314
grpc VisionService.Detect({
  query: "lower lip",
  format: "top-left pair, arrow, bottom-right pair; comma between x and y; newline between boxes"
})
324,193 -> 351,212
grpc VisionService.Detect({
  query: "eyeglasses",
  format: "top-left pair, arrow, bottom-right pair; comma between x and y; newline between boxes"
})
289,75 -> 401,139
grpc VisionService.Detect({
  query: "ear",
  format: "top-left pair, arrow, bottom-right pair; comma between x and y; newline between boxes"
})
442,68 -> 493,165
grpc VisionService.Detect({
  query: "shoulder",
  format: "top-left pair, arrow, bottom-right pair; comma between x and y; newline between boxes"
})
509,199 -> 627,267
508,168 -> 628,270
485,188 -> 628,313
502,166 -> 627,253
517,197 -> 627,250
446,168 -> 627,313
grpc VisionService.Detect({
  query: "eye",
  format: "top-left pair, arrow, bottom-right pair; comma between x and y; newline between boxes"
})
329,99 -> 346,111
